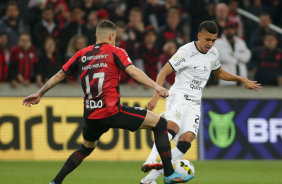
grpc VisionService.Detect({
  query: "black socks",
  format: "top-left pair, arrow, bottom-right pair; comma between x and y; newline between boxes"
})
52,145 -> 94,184
152,117 -> 174,177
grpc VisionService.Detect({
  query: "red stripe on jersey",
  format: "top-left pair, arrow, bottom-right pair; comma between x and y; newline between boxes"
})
120,109 -> 146,119
80,50 -> 108,79
24,54 -> 29,79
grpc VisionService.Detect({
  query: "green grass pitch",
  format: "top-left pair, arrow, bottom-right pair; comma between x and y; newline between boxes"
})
0,160 -> 281,184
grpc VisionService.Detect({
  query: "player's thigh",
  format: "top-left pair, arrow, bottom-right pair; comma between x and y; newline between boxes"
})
177,131 -> 195,143
167,120 -> 180,134
83,118 -> 110,144
106,105 -> 148,131
174,107 -> 200,144
163,95 -> 186,133
139,110 -> 160,129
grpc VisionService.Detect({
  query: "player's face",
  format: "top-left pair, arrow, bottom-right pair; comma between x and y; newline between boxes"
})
6,5 -> 19,20
198,30 -> 217,53
44,38 -> 56,54
19,34 -> 31,50
76,37 -> 87,50
264,35 -> 277,50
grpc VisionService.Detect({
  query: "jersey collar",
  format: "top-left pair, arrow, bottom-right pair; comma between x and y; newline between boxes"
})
194,41 -> 207,54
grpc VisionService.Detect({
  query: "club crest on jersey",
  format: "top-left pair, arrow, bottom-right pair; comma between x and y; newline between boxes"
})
209,60 -> 213,69
174,110 -> 182,120
172,54 -> 179,61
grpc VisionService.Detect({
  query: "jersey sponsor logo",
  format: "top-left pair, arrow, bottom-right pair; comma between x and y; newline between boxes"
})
81,54 -> 109,63
82,63 -> 108,71
190,51 -> 199,58
85,99 -> 104,109
184,95 -> 201,105
190,76 -> 207,91
194,66 -> 200,69
174,58 -> 186,67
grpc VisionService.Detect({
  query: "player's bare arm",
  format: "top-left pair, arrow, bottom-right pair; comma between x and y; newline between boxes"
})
147,63 -> 174,111
213,67 -> 262,91
125,65 -> 169,98
22,70 -> 67,107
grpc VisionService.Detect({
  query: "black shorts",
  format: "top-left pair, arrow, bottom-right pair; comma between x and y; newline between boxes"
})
83,105 -> 147,141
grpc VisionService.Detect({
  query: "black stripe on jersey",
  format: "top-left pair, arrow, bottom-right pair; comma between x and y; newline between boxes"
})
63,56 -> 81,76
168,61 -> 176,72
113,53 -> 132,71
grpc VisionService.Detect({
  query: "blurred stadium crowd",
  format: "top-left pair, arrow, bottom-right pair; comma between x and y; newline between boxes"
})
0,0 -> 281,88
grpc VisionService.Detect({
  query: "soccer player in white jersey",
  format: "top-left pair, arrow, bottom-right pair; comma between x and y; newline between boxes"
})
140,21 -> 261,184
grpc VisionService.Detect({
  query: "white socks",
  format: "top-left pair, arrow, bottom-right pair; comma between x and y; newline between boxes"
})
146,133 -> 174,163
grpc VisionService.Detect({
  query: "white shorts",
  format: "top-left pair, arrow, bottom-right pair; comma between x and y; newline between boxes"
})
163,93 -> 201,144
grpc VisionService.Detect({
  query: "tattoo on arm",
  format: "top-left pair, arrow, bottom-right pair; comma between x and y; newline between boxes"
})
38,70 -> 65,97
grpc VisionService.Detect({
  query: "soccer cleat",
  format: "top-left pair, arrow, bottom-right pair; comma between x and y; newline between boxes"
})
49,182 -> 55,184
140,177 -> 157,184
141,161 -> 163,173
163,171 -> 194,184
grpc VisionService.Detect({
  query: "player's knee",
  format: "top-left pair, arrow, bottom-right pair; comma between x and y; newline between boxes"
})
152,117 -> 167,133
77,144 -> 95,158
176,141 -> 191,154
168,129 -> 176,139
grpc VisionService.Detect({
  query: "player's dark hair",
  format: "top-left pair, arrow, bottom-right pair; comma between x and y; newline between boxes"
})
264,31 -> 277,39
198,21 -> 218,34
20,32 -> 31,38
260,12 -> 271,18
228,0 -> 239,5
130,7 -> 142,14
96,20 -> 116,31
168,8 -> 180,16
7,1 -> 19,9
43,6 -> 54,12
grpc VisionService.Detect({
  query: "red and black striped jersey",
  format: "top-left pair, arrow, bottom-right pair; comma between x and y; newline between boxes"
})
62,43 -> 133,119
9,46 -> 38,81
0,49 -> 8,82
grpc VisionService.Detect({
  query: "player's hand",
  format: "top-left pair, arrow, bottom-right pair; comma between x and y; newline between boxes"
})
147,96 -> 159,111
243,79 -> 262,92
22,93 -> 41,107
155,85 -> 169,98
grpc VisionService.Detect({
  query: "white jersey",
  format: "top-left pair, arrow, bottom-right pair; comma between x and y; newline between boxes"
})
168,41 -> 221,108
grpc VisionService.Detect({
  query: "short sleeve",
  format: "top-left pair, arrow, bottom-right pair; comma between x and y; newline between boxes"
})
168,48 -> 188,72
211,53 -> 221,71
62,51 -> 81,76
113,48 -> 133,71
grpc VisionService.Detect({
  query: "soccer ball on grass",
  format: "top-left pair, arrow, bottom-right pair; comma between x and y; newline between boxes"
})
173,159 -> 195,176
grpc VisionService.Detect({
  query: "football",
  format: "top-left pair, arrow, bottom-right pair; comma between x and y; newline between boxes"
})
173,159 -> 195,176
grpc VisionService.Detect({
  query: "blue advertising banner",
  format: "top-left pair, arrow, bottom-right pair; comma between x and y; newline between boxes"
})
202,99 -> 282,159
